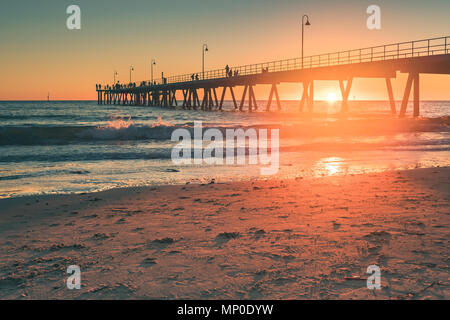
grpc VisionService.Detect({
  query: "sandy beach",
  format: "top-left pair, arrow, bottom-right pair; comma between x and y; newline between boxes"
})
0,167 -> 448,299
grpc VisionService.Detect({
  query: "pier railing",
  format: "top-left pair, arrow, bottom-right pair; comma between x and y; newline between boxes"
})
105,36 -> 450,89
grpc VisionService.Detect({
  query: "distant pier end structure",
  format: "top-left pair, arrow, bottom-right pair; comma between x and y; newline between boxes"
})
96,36 -> 450,117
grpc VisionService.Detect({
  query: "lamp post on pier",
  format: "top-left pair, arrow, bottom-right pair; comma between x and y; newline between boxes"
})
202,44 -> 208,80
129,66 -> 134,84
151,59 -> 156,84
113,71 -> 118,84
301,14 -> 311,69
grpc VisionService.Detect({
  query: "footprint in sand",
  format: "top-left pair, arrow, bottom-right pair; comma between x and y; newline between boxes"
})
148,238 -> 176,249
125,210 -> 143,217
83,214 -> 98,219
332,221 -> 341,230
115,218 -> 126,224
215,232 -> 240,244
47,243 -> 85,252
249,229 -> 266,240
152,237 -> 175,244
91,233 -> 113,241
140,257 -> 157,267
363,231 -> 392,244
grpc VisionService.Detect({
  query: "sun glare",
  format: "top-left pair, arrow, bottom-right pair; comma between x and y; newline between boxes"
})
326,92 -> 337,102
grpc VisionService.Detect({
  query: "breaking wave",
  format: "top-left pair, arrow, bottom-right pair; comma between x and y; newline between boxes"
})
0,116 -> 448,146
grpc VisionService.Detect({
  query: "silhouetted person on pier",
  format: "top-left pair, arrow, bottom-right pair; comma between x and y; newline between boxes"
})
225,65 -> 230,77
195,74 -> 199,81
228,69 -> 232,77
191,74 -> 195,81
234,70 -> 239,77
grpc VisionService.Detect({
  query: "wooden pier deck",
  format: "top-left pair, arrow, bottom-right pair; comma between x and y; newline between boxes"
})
96,36 -> 450,117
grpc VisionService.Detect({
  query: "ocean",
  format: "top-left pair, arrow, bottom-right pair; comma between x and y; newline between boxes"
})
0,100 -> 449,198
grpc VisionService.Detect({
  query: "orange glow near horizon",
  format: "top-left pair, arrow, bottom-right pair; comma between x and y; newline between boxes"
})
326,92 -> 338,103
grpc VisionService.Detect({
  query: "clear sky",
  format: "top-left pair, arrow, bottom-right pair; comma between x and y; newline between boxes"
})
0,0 -> 449,100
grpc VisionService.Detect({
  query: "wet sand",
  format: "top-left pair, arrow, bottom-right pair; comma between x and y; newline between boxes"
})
0,167 -> 449,299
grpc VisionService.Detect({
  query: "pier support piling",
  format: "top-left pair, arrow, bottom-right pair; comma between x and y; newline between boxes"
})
399,73 -> 420,118
413,73 -> 420,117
339,77 -> 353,113
239,85 -> 248,111
300,81 -> 314,112
385,78 -> 397,115
219,86 -> 238,110
266,84 -> 282,111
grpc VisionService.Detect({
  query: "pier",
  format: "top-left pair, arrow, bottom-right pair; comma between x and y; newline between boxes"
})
96,36 -> 450,117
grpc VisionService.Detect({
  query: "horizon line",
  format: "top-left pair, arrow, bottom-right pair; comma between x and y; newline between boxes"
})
1,99 -> 450,102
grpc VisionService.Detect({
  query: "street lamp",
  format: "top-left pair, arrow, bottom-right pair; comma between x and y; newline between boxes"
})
151,59 -> 156,84
114,70 -> 118,84
202,44 -> 208,80
301,14 -> 311,69
129,66 -> 134,83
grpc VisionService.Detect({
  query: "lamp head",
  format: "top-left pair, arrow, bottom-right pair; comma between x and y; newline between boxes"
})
303,15 -> 311,26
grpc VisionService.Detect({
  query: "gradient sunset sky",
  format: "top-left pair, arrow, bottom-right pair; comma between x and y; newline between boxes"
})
0,0 -> 449,100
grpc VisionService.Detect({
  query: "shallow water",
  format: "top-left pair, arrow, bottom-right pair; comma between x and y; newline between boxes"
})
0,100 -> 449,198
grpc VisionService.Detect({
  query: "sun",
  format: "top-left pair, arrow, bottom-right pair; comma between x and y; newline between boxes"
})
326,92 -> 338,102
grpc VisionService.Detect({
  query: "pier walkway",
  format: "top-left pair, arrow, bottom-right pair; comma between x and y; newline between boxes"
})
96,36 -> 450,117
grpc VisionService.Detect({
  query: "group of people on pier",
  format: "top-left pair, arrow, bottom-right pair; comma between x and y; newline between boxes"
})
98,64 -> 269,90
96,83 -> 136,90
187,65 -> 241,82
225,65 -> 239,78
97,78 -> 168,91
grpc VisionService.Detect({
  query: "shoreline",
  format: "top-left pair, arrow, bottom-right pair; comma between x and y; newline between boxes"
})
0,165 -> 446,201
2,148 -> 450,200
0,162 -> 445,202
0,166 -> 449,299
